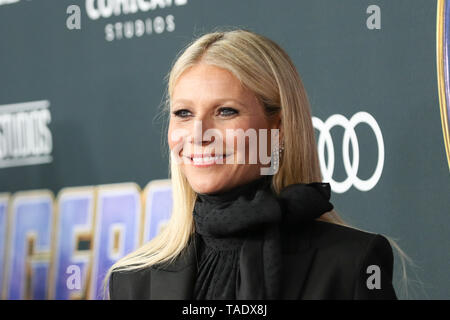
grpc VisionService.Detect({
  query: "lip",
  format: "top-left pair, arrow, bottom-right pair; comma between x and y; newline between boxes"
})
188,153 -> 227,158
182,153 -> 231,167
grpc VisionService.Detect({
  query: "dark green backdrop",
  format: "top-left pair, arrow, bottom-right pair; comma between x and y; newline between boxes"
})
0,0 -> 448,299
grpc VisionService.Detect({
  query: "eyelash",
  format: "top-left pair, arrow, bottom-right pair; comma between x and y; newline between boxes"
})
172,107 -> 238,118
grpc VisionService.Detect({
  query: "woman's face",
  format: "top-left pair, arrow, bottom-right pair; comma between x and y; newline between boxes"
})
168,63 -> 280,194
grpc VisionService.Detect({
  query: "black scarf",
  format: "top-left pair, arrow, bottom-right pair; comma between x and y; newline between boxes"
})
192,175 -> 333,300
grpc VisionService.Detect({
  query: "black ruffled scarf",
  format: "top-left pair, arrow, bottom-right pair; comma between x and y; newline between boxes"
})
192,175 -> 333,300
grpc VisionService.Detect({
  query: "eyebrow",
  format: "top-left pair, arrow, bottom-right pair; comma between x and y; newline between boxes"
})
172,98 -> 246,108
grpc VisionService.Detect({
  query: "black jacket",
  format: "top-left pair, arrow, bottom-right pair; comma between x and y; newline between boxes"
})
109,220 -> 397,300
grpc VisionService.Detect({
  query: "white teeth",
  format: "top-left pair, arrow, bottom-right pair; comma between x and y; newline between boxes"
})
192,155 -> 224,163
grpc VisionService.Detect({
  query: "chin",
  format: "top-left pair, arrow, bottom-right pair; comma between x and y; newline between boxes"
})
187,178 -> 228,194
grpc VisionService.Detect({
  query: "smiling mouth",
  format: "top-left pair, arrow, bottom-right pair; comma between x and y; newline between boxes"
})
182,153 -> 231,165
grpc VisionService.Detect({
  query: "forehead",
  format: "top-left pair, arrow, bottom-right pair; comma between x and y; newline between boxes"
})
172,64 -> 249,103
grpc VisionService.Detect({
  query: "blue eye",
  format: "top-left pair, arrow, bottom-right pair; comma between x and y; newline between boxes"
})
172,107 -> 238,118
172,109 -> 191,118
218,107 -> 238,116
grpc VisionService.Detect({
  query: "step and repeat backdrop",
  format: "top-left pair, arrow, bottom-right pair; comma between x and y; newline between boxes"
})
0,0 -> 449,299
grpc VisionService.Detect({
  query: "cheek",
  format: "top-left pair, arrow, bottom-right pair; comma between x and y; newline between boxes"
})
235,118 -> 270,142
168,123 -> 186,151
221,121 -> 254,157
167,127 -> 176,150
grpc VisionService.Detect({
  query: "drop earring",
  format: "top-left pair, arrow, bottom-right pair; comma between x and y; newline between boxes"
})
271,140 -> 285,173
279,140 -> 285,154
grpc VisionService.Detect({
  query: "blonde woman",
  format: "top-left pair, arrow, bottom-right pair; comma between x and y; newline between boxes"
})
104,28 -> 397,300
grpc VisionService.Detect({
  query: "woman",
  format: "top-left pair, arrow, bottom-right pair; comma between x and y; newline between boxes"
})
104,28 -> 397,300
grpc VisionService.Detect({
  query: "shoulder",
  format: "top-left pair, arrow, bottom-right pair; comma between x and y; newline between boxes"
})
308,220 -> 391,255
303,220 -> 394,274
284,220 -> 397,299
282,219 -> 392,257
109,267 -> 153,300
108,241 -> 197,300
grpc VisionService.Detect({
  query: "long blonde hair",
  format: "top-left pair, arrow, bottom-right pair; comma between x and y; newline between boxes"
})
102,27 -> 413,299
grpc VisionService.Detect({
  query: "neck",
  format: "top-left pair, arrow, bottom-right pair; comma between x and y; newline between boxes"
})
195,175 -> 273,205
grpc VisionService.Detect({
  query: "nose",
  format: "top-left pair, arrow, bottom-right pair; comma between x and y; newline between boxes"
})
187,119 -> 216,147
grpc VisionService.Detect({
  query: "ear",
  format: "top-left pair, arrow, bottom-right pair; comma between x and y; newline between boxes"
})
272,114 -> 283,143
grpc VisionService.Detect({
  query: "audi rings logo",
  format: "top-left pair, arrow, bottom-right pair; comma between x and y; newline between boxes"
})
313,112 -> 384,193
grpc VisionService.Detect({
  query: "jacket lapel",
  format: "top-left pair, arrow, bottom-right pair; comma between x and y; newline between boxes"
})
149,227 -> 317,300
280,247 -> 317,299
279,224 -> 317,299
150,237 -> 198,300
